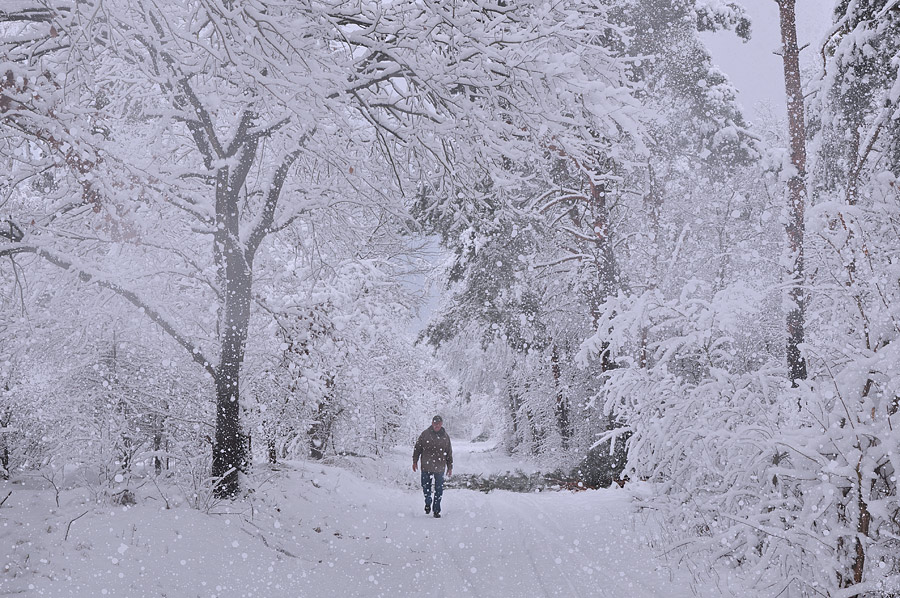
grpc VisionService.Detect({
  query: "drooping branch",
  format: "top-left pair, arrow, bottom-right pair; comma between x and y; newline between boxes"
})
1,73 -> 103,208
0,5 -> 59,23
0,228 -> 218,381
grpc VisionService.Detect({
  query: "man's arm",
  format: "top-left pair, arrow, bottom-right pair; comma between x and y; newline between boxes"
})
446,435 -> 453,476
412,435 -> 422,472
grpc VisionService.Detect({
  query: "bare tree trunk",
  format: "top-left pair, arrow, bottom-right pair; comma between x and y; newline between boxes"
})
551,344 -> 570,449
212,259 -> 252,495
204,108 -> 305,496
852,463 -> 871,586
0,382 -> 9,477
209,130 -> 257,496
0,413 -> 9,479
308,375 -> 336,460
153,409 -> 164,475
776,0 -> 808,385
507,383 -> 521,454
525,407 -> 541,455
586,180 -> 619,324
584,179 -> 619,373
639,164 -> 661,371
266,428 -> 278,465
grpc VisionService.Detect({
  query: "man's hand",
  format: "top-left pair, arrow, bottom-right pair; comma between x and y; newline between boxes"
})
447,468 -> 452,477
412,461 -> 418,472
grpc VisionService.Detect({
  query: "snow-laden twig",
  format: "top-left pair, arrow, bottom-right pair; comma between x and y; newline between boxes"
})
64,510 -> 89,541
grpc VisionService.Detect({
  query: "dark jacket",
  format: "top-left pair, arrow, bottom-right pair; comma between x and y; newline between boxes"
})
413,427 -> 453,474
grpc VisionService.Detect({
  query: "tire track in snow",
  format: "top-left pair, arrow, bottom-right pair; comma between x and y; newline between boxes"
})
438,530 -> 482,596
483,493 -> 557,598
409,508 -> 454,598
517,492 -> 657,598
440,490 -> 484,597
513,494 -> 588,598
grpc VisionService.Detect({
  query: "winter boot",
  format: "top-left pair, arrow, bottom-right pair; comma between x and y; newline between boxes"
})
433,511 -> 441,518
425,504 -> 431,514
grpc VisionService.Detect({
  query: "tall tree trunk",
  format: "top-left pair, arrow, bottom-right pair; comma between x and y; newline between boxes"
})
852,461 -> 871,586
153,406 -> 165,475
776,0 -> 808,385
506,381 -> 521,454
587,180 -> 619,324
551,344 -> 570,449
591,181 -> 618,304
584,178 -> 619,372
266,426 -> 278,465
526,408 -> 541,455
210,141 -> 256,496
212,261 -> 252,496
308,375 -> 336,460
0,386 -> 9,478
0,414 -> 9,479
640,164 -> 661,371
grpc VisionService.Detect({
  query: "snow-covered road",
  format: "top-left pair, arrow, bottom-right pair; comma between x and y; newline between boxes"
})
2,443 -> 703,597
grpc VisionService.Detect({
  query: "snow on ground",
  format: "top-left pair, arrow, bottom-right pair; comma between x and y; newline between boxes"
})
445,441 -> 543,476
2,442 -> 712,597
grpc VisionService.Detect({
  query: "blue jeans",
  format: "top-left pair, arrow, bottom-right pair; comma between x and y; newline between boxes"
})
421,471 -> 444,513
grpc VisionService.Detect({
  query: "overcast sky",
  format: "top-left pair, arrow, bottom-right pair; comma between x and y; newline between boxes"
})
701,0 -> 835,121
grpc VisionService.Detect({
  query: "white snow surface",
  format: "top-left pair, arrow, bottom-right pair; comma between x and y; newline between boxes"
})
2,443 -> 706,597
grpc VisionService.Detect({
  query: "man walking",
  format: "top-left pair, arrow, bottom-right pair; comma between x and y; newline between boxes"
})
413,415 -> 453,518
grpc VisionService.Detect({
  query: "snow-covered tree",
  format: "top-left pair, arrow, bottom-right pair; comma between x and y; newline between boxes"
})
1,0 -> 645,495
582,3 -> 900,594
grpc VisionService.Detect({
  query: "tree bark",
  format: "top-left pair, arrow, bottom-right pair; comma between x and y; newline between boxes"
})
776,0 -> 808,385
852,463 -> 871,586
153,413 -> 164,475
308,375 -> 336,460
209,134 -> 256,494
507,380 -> 521,454
0,414 -> 9,478
267,435 -> 277,465
551,344 -> 570,449
589,180 -> 620,373
212,263 -> 252,495
590,180 -> 619,308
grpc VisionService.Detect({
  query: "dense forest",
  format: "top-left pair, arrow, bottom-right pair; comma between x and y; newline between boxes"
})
2,1 -> 900,596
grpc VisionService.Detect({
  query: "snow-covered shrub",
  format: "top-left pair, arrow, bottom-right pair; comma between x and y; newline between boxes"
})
587,252 -> 900,595
249,250 -> 434,461
0,361 -> 59,477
